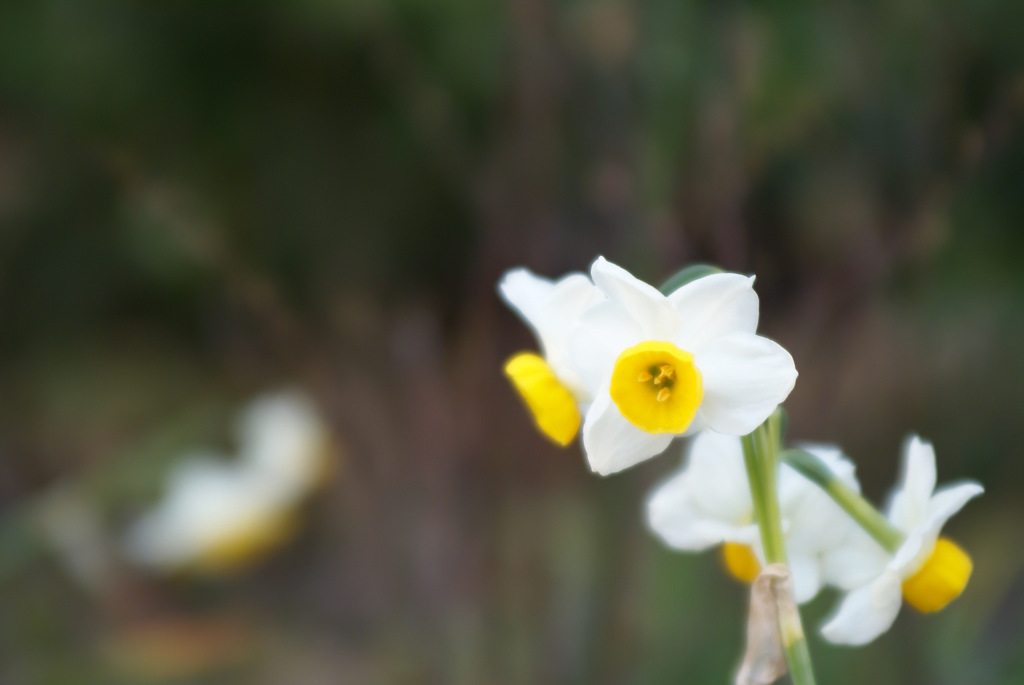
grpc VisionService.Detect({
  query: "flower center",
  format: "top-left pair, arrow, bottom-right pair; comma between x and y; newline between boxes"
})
609,341 -> 703,433
721,542 -> 761,584
901,537 -> 973,613
504,352 -> 581,446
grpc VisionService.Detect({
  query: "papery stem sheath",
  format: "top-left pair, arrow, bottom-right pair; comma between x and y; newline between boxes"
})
742,412 -> 817,685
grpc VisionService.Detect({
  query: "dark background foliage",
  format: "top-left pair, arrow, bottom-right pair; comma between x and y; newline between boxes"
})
0,1 -> 1021,683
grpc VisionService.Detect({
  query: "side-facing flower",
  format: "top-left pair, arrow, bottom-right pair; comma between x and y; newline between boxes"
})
123,455 -> 302,575
646,432 -> 860,604
571,257 -> 797,474
498,268 -> 603,446
124,391 -> 333,575
820,435 -> 983,645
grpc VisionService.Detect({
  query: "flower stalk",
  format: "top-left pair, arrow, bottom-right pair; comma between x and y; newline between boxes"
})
741,412 -> 817,685
781,449 -> 904,554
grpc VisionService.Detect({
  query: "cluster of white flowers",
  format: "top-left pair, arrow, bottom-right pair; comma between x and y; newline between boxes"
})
647,433 -> 859,605
500,257 -> 797,473
500,257 -> 982,646
124,391 -> 333,575
648,432 -> 982,645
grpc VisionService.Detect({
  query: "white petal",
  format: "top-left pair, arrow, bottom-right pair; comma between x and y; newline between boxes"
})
646,469 -> 753,550
693,333 -> 798,435
498,268 -> 555,333
500,269 -> 602,366
890,481 -> 984,576
164,454 -> 239,494
781,445 -> 861,556
240,391 -> 329,497
887,435 -> 937,531
542,274 -> 605,363
569,299 -> 644,396
727,523 -> 763,547
581,387 -> 673,475
685,432 -> 753,524
590,257 -> 680,339
820,571 -> 903,646
788,552 -> 824,605
821,527 -> 890,590
924,482 -> 985,534
783,488 -> 859,560
667,273 -> 759,352
888,528 -> 929,579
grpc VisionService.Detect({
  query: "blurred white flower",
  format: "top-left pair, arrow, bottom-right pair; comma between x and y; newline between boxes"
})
123,455 -> 300,574
646,432 -> 861,604
571,257 -> 797,475
498,268 -> 604,446
237,391 -> 333,498
821,435 -> 983,646
123,391 -> 332,575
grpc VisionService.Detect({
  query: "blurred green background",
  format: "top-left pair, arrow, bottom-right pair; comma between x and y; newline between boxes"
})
0,1 -> 1021,683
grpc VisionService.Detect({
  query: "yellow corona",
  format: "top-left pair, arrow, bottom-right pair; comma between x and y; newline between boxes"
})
721,542 -> 762,584
504,352 -> 581,446
901,537 -> 973,613
193,510 -> 300,575
609,341 -> 703,433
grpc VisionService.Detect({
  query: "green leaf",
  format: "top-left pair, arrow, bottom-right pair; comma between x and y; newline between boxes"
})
658,264 -> 723,295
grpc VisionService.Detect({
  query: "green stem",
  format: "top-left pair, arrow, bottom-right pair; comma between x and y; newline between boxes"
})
741,413 -> 817,685
780,449 -> 904,554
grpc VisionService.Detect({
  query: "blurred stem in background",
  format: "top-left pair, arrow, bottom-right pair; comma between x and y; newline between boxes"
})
741,411 -> 817,685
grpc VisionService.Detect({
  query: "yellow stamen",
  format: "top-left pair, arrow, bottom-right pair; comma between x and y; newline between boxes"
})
721,542 -> 761,584
609,340 -> 703,433
503,352 -> 581,447
901,537 -> 973,613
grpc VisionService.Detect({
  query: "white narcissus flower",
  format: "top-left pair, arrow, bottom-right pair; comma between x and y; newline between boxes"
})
498,268 -> 604,446
571,257 -> 797,475
238,391 -> 334,498
124,391 -> 333,575
821,436 -> 983,646
123,455 -> 302,575
646,432 -> 861,604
